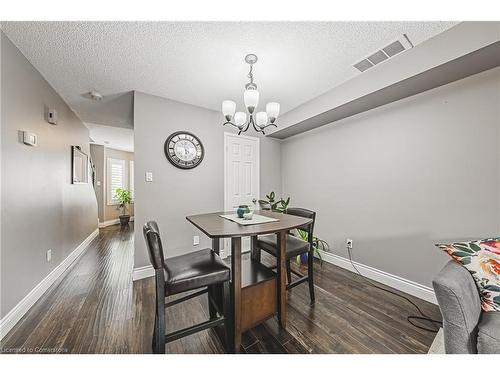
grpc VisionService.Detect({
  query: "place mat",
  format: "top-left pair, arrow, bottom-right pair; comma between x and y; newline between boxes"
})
219,213 -> 279,226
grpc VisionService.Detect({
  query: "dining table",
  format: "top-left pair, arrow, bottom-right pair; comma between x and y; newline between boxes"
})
186,209 -> 313,353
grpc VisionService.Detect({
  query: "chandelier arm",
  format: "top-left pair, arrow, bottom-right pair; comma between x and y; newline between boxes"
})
261,123 -> 278,129
249,115 -> 259,133
251,116 -> 264,134
223,121 -> 245,132
241,116 -> 251,133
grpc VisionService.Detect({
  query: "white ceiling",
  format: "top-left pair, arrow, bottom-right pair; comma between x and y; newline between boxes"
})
87,123 -> 134,152
1,21 -> 457,129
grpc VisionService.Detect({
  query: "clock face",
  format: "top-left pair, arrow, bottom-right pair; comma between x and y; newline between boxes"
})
164,131 -> 204,169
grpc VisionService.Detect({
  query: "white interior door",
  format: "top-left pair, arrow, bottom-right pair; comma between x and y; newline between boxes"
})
223,132 -> 260,257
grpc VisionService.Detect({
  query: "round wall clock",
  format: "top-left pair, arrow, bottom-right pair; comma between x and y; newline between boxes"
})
164,131 -> 204,169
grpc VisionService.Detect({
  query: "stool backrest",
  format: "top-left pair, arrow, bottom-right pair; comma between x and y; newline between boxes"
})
143,221 -> 165,270
286,207 -> 316,240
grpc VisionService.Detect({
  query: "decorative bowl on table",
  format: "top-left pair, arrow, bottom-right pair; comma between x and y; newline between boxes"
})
243,211 -> 254,220
237,205 -> 250,218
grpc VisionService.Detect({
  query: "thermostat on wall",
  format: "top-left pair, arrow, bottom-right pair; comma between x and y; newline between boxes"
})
22,131 -> 37,146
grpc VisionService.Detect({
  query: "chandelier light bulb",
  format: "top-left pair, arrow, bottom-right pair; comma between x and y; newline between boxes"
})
222,100 -> 236,121
244,90 -> 259,114
266,102 -> 280,123
234,112 -> 247,126
256,112 -> 268,127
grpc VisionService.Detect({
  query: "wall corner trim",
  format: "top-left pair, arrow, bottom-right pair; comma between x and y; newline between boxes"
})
317,250 -> 437,305
0,228 -> 99,340
132,265 -> 155,281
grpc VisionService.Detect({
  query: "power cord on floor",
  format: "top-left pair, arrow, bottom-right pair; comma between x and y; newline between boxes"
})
346,245 -> 442,333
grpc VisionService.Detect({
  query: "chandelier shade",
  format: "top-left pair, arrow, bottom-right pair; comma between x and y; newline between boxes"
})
221,54 -> 279,135
243,90 -> 259,113
256,112 -> 268,126
234,111 -> 247,126
222,100 -> 236,120
266,102 -> 280,121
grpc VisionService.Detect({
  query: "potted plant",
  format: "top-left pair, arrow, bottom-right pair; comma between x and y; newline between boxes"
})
295,229 -> 329,267
256,191 -> 290,213
257,192 -> 329,266
114,188 -> 132,226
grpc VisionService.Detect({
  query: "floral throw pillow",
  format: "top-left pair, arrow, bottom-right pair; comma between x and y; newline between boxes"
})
436,238 -> 500,312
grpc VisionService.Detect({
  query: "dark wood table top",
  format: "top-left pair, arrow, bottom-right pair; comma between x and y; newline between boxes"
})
186,210 -> 312,238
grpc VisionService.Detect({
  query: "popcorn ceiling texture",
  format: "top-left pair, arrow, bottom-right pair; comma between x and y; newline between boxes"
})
1,22 -> 457,128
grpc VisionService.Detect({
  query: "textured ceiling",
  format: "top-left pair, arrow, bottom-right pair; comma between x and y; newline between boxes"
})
1,21 -> 458,128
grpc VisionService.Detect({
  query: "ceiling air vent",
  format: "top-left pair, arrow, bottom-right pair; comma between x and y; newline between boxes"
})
367,50 -> 388,65
353,34 -> 413,73
353,59 -> 373,72
383,40 -> 405,57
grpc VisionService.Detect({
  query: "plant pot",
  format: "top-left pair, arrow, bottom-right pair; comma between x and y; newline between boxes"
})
300,252 -> 308,265
119,215 -> 130,226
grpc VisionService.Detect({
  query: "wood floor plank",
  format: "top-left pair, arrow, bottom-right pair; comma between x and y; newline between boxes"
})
0,224 -> 441,354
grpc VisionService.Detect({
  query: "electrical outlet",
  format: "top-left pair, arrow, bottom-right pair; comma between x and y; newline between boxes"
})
346,239 -> 353,249
193,235 -> 200,246
46,249 -> 52,262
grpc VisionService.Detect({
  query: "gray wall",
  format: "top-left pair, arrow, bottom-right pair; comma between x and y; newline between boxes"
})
133,91 -> 282,268
1,32 -> 98,318
281,67 -> 500,287
90,144 -> 105,222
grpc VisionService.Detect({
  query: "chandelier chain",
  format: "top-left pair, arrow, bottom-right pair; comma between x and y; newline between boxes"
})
247,63 -> 254,86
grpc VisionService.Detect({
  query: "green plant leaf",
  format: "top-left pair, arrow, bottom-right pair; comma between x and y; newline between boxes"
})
469,243 -> 481,252
493,296 -> 500,305
460,257 -> 472,265
484,285 -> 500,292
454,245 -> 474,253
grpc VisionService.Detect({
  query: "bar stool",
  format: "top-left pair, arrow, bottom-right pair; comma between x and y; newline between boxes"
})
143,221 -> 231,353
254,208 -> 316,304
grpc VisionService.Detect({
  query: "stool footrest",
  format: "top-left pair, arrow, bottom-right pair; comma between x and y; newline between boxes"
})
165,288 -> 208,307
287,275 -> 308,290
165,316 -> 226,343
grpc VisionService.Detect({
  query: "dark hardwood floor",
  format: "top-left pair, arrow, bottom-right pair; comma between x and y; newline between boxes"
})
0,224 -> 441,354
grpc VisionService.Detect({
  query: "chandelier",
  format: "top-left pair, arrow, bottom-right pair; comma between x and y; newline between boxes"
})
222,54 -> 280,135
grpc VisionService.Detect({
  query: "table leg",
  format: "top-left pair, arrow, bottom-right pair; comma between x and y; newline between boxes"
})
276,230 -> 287,328
212,238 -> 220,255
230,236 -> 242,353
250,235 -> 260,262
209,238 -> 220,319
210,237 -> 225,348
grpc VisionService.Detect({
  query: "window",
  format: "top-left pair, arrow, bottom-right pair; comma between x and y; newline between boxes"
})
129,160 -> 134,202
107,158 -> 126,205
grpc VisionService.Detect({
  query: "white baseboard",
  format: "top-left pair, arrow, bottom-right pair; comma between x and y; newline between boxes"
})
132,265 -> 155,281
98,216 -> 134,228
317,250 -> 437,305
0,228 -> 99,340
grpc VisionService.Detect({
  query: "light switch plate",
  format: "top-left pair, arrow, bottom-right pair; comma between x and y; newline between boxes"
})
145,172 -> 153,182
46,249 -> 52,262
193,235 -> 200,246
22,131 -> 37,146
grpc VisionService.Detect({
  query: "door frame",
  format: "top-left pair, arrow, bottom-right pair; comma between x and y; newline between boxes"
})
222,132 -> 260,257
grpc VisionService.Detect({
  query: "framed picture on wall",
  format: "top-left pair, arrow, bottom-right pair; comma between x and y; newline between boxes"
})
71,146 -> 89,184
